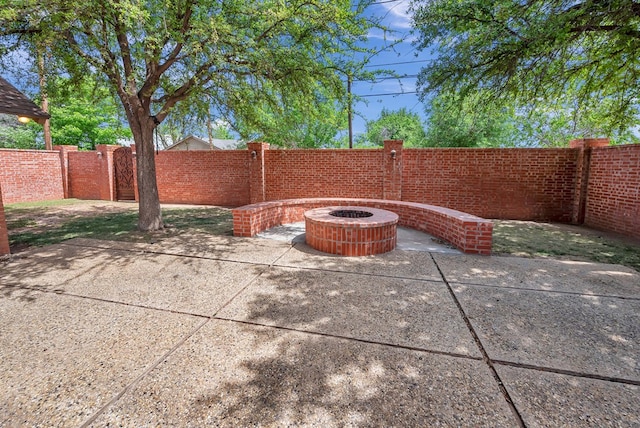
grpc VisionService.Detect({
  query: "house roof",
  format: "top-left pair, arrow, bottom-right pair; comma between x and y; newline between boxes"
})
165,134 -> 241,150
0,76 -> 50,125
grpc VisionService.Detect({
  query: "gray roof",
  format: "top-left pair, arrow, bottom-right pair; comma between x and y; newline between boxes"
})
0,76 -> 50,124
165,135 -> 242,150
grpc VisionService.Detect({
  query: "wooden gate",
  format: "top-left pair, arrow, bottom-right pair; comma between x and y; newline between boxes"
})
114,147 -> 135,201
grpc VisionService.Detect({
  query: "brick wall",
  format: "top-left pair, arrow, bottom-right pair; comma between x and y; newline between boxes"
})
585,144 -> 640,239
1,142 -> 638,243
0,184 -> 9,255
264,149 -> 385,201
402,148 -> 579,221
68,151 -> 103,200
155,150 -> 250,206
0,149 -> 64,203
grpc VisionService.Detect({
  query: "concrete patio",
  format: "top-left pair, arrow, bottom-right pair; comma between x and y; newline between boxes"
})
0,233 -> 638,427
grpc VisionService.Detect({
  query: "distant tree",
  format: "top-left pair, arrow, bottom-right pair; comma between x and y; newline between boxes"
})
1,0 -> 379,230
235,90 -> 347,148
412,0 -> 640,138
41,77 -> 132,150
361,108 -> 426,147
0,114 -> 39,149
423,87 -> 640,147
424,92 -> 517,147
209,120 -> 235,141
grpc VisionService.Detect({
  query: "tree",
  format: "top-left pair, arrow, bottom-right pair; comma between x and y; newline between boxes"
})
0,114 -> 40,149
42,77 -> 132,150
412,0 -> 640,136
2,0 -> 377,230
424,92 -> 517,147
423,86 -> 640,147
234,90 -> 347,148
360,108 -> 426,147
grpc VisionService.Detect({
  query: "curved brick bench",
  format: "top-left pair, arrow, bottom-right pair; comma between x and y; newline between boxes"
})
232,198 -> 493,255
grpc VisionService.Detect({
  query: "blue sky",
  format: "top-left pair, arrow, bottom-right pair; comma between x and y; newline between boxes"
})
349,0 -> 431,136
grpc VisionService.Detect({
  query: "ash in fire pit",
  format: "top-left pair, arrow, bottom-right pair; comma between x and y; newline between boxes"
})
329,209 -> 374,218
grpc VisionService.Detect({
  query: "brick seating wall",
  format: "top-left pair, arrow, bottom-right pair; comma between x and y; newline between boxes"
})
232,198 -> 493,255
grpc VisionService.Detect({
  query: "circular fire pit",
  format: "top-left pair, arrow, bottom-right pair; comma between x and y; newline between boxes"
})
304,206 -> 399,256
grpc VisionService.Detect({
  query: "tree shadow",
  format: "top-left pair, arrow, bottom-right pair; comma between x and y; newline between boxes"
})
0,243 -> 151,303
180,266 -> 512,425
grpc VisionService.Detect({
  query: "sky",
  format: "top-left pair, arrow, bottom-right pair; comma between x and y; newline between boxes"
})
349,0 -> 432,136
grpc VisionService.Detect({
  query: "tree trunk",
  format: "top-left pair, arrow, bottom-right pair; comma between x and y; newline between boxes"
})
37,45 -> 53,150
130,114 -> 163,231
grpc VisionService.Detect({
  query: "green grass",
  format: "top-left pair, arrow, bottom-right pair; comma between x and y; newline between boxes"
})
5,200 -> 639,272
6,198 -> 87,209
493,220 -> 640,272
5,201 -> 233,250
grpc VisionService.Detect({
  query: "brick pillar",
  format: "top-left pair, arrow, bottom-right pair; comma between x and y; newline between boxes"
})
0,184 -> 9,255
54,145 -> 78,199
570,138 -> 610,224
248,142 -> 269,203
383,140 -> 403,201
96,145 -> 119,201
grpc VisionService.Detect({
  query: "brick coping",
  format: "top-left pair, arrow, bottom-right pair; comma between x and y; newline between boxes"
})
232,198 -> 493,255
304,206 -> 399,227
305,206 -> 399,256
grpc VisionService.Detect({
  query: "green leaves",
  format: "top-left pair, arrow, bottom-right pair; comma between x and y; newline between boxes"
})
361,108 -> 427,147
45,76 -> 132,150
413,0 -> 640,137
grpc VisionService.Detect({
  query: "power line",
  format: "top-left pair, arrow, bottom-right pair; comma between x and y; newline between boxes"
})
353,74 -> 419,82
357,91 -> 418,97
364,59 -> 433,68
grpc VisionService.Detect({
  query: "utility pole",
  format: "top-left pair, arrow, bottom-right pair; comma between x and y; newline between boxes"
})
347,74 -> 353,149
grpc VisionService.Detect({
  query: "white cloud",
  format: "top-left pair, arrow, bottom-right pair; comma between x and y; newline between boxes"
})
377,0 -> 412,30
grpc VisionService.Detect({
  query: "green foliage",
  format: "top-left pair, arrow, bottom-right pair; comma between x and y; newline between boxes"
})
423,88 -> 640,148
360,108 -> 426,147
412,0 -> 640,138
424,92 -> 517,147
0,114 -> 40,149
43,77 -> 131,150
235,88 -> 347,148
0,0 -> 378,129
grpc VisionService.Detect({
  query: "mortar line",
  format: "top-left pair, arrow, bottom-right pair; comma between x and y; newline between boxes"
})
430,253 -> 526,427
493,360 -> 640,386
213,316 -> 483,362
79,317 -> 211,427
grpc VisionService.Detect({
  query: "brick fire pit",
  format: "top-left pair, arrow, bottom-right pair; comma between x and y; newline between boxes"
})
304,206 -> 399,256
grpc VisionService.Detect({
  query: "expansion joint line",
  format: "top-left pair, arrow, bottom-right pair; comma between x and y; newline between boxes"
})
79,317 -> 211,427
430,254 -> 526,428
212,244 -> 294,318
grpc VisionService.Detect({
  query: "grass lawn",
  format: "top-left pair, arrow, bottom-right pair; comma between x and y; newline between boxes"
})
5,199 -> 233,251
492,220 -> 640,272
4,199 -> 639,272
